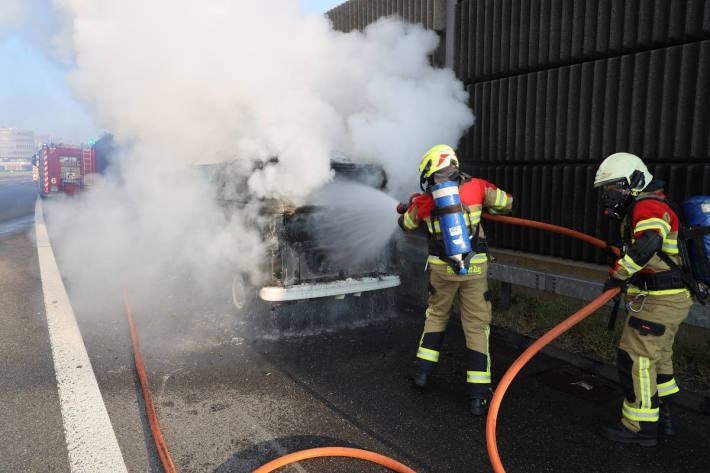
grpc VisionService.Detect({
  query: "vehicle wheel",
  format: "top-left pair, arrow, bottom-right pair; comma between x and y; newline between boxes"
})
231,272 -> 254,310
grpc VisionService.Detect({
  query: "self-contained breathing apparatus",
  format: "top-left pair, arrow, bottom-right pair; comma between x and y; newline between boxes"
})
430,181 -> 472,274
621,194 -> 708,305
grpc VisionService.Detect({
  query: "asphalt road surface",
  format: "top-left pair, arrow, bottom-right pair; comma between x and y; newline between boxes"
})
1,180 -> 709,473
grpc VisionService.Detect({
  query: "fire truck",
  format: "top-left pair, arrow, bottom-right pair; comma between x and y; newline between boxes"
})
36,143 -> 96,196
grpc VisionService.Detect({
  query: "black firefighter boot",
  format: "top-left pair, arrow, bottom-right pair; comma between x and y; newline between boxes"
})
470,397 -> 490,416
410,332 -> 445,390
659,401 -> 676,436
599,420 -> 658,447
470,387 -> 494,416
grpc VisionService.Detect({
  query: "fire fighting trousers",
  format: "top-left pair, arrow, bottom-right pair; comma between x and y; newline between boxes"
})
617,291 -> 692,433
414,263 -> 492,398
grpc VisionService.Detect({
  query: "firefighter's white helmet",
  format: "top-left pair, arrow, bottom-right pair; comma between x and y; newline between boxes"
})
593,152 -> 653,193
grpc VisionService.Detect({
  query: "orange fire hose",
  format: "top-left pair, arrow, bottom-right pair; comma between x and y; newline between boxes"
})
123,289 -> 177,473
251,447 -> 418,473
482,214 -> 621,257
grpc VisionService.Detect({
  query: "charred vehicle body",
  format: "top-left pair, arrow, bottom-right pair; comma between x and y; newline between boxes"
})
205,155 -> 400,313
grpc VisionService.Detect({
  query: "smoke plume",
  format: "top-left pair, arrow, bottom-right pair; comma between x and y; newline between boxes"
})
45,0 -> 474,311
0,0 -> 26,41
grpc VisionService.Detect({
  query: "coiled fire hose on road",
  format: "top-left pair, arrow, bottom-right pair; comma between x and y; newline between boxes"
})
124,213 -> 621,473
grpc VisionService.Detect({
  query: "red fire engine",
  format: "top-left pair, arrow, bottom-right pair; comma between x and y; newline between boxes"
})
36,144 -> 96,196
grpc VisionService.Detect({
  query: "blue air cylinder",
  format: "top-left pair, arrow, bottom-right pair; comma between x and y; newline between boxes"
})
681,196 -> 710,284
431,181 -> 472,274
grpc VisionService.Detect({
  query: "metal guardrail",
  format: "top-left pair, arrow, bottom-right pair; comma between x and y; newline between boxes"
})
488,261 -> 710,330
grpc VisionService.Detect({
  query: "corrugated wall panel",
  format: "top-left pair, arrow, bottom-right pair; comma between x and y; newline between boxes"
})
517,0 -> 530,71
570,0 -> 585,60
497,77 -> 508,162
642,48 -> 665,162
523,73 -> 536,161
505,78 -> 516,162
554,66 -> 569,161
658,46 -> 683,160
486,80 -> 500,162
500,0 -> 512,73
548,0 -> 562,65
475,0 -> 485,79
576,62 -> 594,161
691,41 -> 710,160
483,0 -> 494,77
629,51 -> 650,156
583,0 -> 598,57
600,58 -> 620,158
608,0 -> 624,52
595,0 -> 611,55
668,0 -> 686,41
539,0 -> 551,66
492,0 -> 503,76
467,0 -> 476,81
651,0 -> 670,46
533,70 -> 546,161
636,0 -> 653,47
527,0 -> 540,69
588,60 -> 606,160
559,0 -> 573,62
508,0 -> 521,72
673,42 -> 700,160
459,0 -> 469,81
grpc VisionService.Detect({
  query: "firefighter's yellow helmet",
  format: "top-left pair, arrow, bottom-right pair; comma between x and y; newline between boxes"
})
419,145 -> 459,178
593,152 -> 653,193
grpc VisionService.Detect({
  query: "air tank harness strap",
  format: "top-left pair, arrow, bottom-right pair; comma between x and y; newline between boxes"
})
607,295 -> 623,331
430,203 -> 465,217
631,270 -> 686,291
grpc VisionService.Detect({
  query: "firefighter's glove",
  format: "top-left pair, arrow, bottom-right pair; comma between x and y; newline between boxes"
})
396,202 -> 408,214
603,276 -> 627,295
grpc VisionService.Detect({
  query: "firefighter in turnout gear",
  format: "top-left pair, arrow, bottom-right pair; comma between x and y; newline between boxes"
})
594,152 -> 693,446
397,145 -> 513,416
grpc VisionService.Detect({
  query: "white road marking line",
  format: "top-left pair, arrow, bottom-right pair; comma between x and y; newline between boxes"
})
35,198 -> 128,473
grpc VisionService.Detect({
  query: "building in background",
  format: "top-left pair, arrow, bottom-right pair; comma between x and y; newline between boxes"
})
0,127 -> 35,171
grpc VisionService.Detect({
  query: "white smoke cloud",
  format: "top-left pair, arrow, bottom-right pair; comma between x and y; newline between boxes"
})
0,0 -> 27,41
45,0 -> 474,312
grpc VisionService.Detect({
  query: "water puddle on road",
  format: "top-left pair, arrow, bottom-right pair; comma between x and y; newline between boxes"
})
536,366 -> 620,403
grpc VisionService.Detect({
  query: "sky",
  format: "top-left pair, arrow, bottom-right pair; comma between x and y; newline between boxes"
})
0,0 -> 345,144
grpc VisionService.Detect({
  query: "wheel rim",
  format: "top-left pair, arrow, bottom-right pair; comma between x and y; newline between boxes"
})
232,273 -> 248,309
